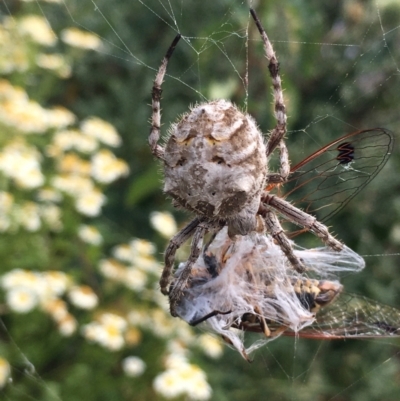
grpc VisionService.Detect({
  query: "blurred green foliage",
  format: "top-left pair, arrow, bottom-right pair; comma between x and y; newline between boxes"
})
1,0 -> 400,400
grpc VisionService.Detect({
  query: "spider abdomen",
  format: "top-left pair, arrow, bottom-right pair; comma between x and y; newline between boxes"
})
163,100 -> 267,228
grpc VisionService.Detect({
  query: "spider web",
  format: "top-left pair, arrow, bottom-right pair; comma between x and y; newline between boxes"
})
1,0 -> 400,400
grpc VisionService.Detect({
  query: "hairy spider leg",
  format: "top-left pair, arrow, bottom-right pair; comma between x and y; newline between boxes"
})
250,9 -> 290,183
149,34 -> 182,160
168,222 -> 209,316
262,194 -> 343,251
259,206 -> 306,272
160,217 -> 201,295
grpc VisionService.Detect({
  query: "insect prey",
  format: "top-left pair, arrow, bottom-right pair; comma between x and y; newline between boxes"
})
171,227 -> 365,360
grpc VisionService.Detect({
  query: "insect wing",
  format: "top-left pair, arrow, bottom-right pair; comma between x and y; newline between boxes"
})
282,128 -> 393,222
280,293 -> 400,339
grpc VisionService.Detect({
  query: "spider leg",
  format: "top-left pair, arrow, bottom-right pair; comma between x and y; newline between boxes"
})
250,9 -> 289,182
266,141 -> 290,184
160,217 -> 201,295
149,34 -> 181,160
169,221 -> 220,317
259,205 -> 306,273
262,193 -> 343,251
203,230 -> 219,255
168,222 -> 209,316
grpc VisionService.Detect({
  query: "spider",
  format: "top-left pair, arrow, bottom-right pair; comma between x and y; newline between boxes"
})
149,8 -> 343,315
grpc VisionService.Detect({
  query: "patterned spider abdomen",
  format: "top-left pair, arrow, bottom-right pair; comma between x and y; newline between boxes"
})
163,99 -> 267,236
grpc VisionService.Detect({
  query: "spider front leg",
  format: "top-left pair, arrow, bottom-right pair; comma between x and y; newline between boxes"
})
169,222 -> 210,316
250,8 -> 290,166
160,217 -> 201,295
149,34 -> 181,160
259,205 -> 306,273
250,9 -> 290,182
262,193 -> 343,251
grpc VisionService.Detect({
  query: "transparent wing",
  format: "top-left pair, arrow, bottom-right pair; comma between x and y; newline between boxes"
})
280,128 -> 394,222
278,293 -> 400,339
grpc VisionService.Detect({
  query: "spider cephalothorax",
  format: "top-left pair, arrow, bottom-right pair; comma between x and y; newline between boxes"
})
164,99 -> 267,237
149,8 -> 343,315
